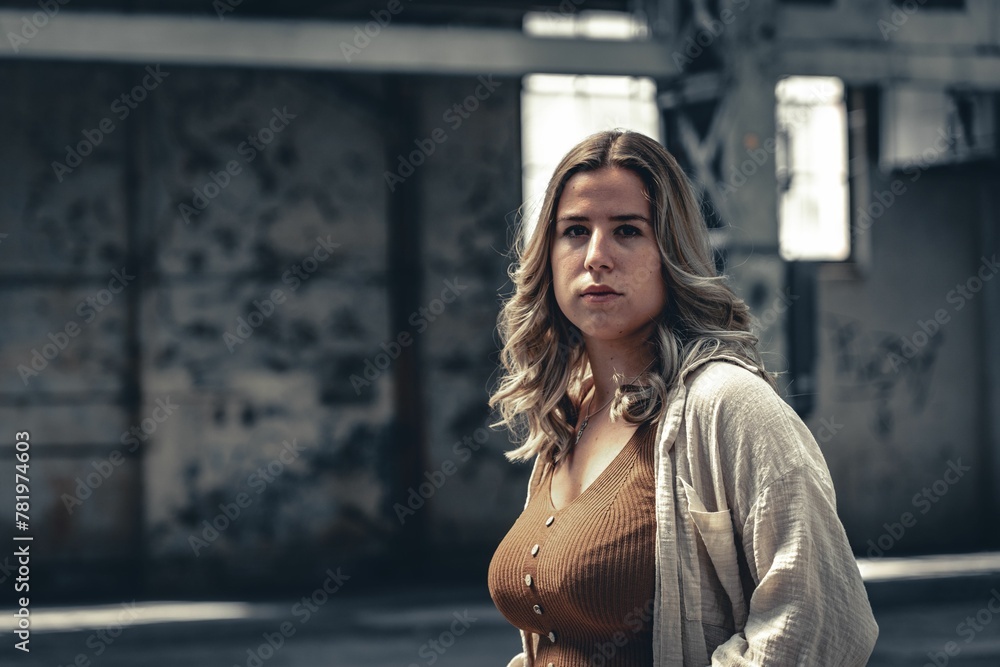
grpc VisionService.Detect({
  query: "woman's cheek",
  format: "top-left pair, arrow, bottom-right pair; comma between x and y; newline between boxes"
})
634,256 -> 659,285
552,271 -> 575,316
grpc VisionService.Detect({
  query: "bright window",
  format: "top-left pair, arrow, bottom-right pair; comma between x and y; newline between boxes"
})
775,76 -> 850,261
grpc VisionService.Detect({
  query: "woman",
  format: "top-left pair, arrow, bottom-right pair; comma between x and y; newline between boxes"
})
486,130 -> 878,666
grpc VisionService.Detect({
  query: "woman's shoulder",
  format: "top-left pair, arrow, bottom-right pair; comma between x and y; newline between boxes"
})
679,356 -> 827,489
681,356 -> 794,448
683,356 -> 777,408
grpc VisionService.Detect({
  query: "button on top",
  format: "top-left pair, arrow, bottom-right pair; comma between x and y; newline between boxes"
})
533,604 -> 543,615
545,515 -> 555,527
531,544 -> 540,556
524,573 -> 533,587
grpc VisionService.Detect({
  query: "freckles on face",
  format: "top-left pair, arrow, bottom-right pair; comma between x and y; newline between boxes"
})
549,167 -> 667,343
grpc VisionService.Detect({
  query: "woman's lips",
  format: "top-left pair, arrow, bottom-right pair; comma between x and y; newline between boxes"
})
581,291 -> 621,303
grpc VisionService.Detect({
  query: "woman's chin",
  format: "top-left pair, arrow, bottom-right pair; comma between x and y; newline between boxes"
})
576,325 -> 654,346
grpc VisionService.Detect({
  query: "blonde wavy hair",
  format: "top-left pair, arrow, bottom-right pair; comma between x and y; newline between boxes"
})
490,129 -> 777,464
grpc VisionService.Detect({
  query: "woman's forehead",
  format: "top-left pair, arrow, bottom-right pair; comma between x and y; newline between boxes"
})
556,168 -> 651,213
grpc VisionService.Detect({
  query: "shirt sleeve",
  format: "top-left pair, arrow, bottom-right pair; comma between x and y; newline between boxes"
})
709,463 -> 879,666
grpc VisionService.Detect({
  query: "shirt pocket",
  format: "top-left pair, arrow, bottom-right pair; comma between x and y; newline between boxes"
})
680,478 -> 749,631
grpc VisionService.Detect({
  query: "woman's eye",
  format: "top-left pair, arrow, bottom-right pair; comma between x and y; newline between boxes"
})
563,225 -> 588,238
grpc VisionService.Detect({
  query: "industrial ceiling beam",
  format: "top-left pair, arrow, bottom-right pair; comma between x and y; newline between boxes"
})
0,9 -> 680,77
778,43 -> 1000,89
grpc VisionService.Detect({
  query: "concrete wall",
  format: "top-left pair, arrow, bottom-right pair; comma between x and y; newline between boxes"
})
0,63 -> 141,597
809,159 -> 999,556
0,62 -> 524,598
412,76 -> 529,567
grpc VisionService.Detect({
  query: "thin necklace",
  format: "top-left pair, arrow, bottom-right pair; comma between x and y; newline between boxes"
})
574,359 -> 655,445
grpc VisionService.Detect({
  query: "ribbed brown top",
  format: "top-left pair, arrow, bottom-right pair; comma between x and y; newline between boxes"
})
488,421 -> 657,667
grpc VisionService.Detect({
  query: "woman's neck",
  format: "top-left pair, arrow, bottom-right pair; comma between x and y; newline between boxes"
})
584,339 -> 657,410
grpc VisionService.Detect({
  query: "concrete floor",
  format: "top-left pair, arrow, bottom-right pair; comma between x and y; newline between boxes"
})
5,555 -> 1000,666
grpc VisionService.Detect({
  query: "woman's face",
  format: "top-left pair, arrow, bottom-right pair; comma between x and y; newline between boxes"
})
550,167 -> 667,346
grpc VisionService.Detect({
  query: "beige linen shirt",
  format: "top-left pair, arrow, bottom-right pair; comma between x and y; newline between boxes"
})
505,355 -> 878,666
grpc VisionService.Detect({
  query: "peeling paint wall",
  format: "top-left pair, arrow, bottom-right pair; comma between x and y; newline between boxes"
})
0,62 -> 525,597
413,76 -> 528,564
138,68 -> 397,593
808,161 -> 999,555
0,63 -> 139,598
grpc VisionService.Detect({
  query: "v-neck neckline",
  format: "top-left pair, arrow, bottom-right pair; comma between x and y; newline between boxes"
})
546,422 -> 648,513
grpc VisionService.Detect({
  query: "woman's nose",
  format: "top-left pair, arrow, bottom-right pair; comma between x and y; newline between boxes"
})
584,230 -> 614,271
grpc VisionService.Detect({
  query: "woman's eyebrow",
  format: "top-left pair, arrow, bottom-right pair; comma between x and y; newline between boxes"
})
556,213 -> 651,223
610,213 -> 651,223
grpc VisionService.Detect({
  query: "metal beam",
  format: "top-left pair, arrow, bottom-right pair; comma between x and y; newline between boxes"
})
777,42 -> 1000,89
0,10 -> 680,77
